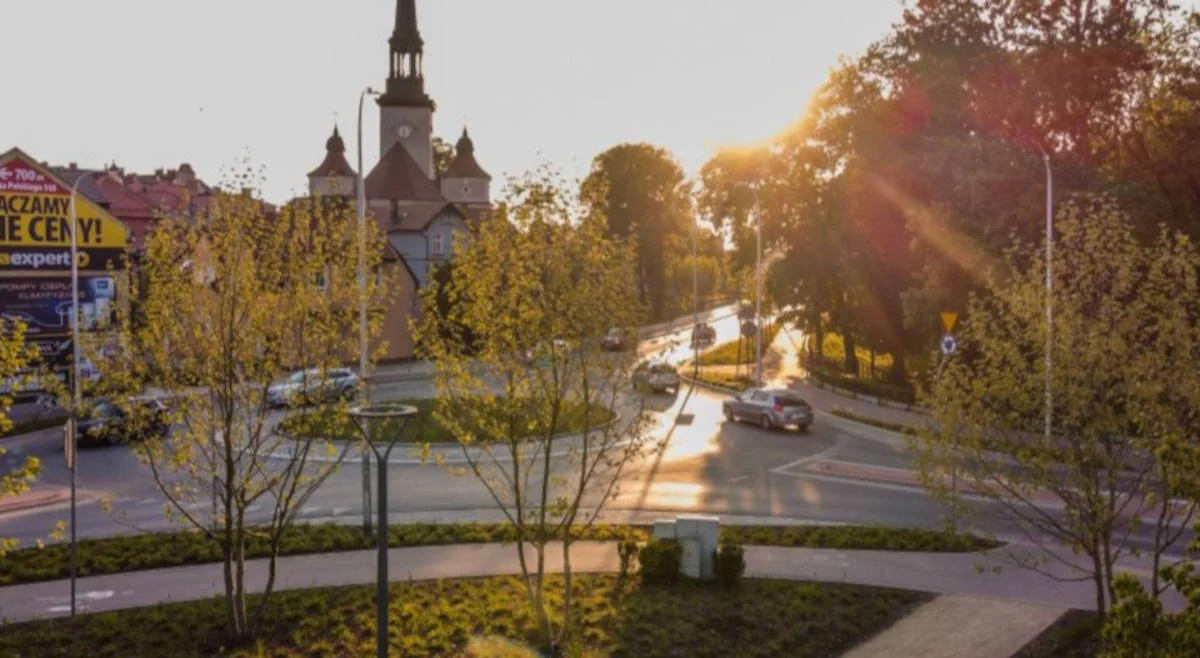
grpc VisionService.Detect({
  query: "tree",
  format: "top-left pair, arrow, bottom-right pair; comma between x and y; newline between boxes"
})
0,319 -> 40,554
914,197 -> 1200,620
432,136 -> 456,177
92,185 -> 389,640
582,143 -> 693,320
1103,528 -> 1200,657
415,168 -> 658,653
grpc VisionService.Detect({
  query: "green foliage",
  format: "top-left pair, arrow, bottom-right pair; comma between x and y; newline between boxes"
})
582,144 -> 695,320
1101,565 -> 1200,656
617,538 -> 639,582
277,398 -> 615,444
915,198 -> 1200,617
718,525 -> 997,553
713,542 -> 746,589
694,322 -> 783,366
1015,610 -> 1101,658
808,364 -> 916,406
638,539 -> 683,586
0,523 -> 993,587
0,575 -> 927,658
829,409 -> 920,436
690,371 -> 756,392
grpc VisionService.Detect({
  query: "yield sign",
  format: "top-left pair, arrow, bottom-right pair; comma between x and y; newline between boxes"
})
941,312 -> 958,333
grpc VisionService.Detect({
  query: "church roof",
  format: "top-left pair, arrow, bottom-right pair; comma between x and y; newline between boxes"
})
365,142 -> 445,202
390,201 -> 466,232
308,126 -> 357,178
442,128 -> 491,180
391,0 -> 423,51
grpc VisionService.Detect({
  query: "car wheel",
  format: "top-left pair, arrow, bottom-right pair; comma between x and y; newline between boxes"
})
724,406 -> 735,422
760,415 -> 774,431
799,424 -> 811,433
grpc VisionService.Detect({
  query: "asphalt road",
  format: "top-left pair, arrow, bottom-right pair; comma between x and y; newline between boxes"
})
0,312 -> 1188,562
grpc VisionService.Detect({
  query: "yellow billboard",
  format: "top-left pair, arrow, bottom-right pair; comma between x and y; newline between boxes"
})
0,148 -> 129,271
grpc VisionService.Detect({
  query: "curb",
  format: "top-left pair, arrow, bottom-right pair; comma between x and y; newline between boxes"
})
266,413 -> 624,465
804,375 -> 929,414
0,489 -> 71,515
679,374 -> 743,397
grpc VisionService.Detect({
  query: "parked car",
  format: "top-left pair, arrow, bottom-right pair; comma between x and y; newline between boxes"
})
632,362 -> 680,393
690,323 -> 716,347
77,397 -> 171,446
267,368 -> 360,407
601,327 -> 634,352
722,388 -> 813,432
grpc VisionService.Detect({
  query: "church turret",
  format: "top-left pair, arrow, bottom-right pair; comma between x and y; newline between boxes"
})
378,0 -> 435,178
308,125 -> 357,197
441,127 -> 492,218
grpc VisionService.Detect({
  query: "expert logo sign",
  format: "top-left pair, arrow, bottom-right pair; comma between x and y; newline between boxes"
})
0,249 -> 100,270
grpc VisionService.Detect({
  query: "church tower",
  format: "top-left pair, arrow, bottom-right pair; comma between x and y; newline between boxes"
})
378,0 -> 436,179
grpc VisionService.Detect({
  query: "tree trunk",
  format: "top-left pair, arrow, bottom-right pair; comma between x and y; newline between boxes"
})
556,539 -> 574,651
1092,550 -> 1108,623
843,330 -> 859,375
234,516 -> 248,639
869,346 -> 876,379
222,539 -> 239,639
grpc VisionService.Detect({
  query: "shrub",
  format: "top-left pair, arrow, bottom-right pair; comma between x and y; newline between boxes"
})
617,539 -> 639,581
638,539 -> 683,586
713,542 -> 746,589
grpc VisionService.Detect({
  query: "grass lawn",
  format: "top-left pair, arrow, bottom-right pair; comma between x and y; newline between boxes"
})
1015,609 -> 1100,657
0,575 -> 930,658
695,323 -> 784,367
689,371 -> 756,392
820,332 -> 895,372
830,409 -> 921,436
278,398 -> 616,445
0,523 -> 998,587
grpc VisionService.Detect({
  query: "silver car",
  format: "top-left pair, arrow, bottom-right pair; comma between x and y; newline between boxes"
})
723,388 -> 813,432
268,368 -> 360,407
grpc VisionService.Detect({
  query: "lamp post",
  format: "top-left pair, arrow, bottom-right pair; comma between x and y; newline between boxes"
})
691,225 -> 700,379
357,86 -> 380,535
66,173 -> 87,618
752,186 -> 763,385
349,403 -> 418,658
1032,145 -> 1053,439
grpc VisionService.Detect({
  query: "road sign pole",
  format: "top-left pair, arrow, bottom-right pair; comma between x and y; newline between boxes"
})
67,176 -> 85,619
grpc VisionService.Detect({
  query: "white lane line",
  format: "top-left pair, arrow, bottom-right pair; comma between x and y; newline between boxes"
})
771,467 -> 992,502
137,498 -> 160,506
728,475 -> 751,484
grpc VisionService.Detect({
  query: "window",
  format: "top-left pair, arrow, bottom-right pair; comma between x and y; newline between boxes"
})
462,181 -> 472,195
316,266 -> 330,291
430,232 -> 444,256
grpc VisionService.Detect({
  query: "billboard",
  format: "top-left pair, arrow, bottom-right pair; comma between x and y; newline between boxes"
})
0,150 -> 129,271
0,277 -> 117,336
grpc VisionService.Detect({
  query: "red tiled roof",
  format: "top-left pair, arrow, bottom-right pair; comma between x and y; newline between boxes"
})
365,142 -> 444,202
308,151 -> 356,178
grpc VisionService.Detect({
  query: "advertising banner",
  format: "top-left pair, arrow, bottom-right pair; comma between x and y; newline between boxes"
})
0,276 -> 117,337
0,150 -> 129,271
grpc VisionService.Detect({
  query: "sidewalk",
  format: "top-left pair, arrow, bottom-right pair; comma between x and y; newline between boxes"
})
0,539 -> 1098,625
843,595 -> 1064,658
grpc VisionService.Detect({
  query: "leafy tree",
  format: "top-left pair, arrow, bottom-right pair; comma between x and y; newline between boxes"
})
915,197 -> 1200,620
0,320 -> 40,554
1103,528 -> 1200,657
416,168 -> 658,653
91,182 -> 389,640
582,143 -> 693,320
432,136 -> 455,177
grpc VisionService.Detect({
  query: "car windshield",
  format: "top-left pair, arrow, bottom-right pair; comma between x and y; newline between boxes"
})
92,401 -> 120,417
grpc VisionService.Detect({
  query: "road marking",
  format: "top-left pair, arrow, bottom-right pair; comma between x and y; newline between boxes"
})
771,467 -> 993,502
137,498 -> 159,506
332,507 -> 351,516
728,475 -> 751,484
769,445 -> 838,475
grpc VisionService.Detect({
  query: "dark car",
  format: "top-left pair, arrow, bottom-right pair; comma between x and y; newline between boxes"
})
77,398 -> 171,446
601,328 -> 634,352
723,388 -> 813,432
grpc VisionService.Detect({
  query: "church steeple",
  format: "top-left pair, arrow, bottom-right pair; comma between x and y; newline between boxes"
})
380,0 -> 434,109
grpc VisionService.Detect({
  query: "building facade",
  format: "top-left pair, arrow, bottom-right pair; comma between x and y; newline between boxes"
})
306,0 -> 493,289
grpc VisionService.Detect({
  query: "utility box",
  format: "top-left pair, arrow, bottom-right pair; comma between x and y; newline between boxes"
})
652,514 -> 720,580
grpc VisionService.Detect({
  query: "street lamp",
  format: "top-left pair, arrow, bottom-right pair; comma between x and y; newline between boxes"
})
691,224 -> 699,379
357,86 -> 380,535
348,403 -> 418,658
66,173 -> 86,617
753,186 -> 762,386
1030,143 -> 1053,439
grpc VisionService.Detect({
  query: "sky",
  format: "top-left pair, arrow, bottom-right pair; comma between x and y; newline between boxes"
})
2,1 -> 903,202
